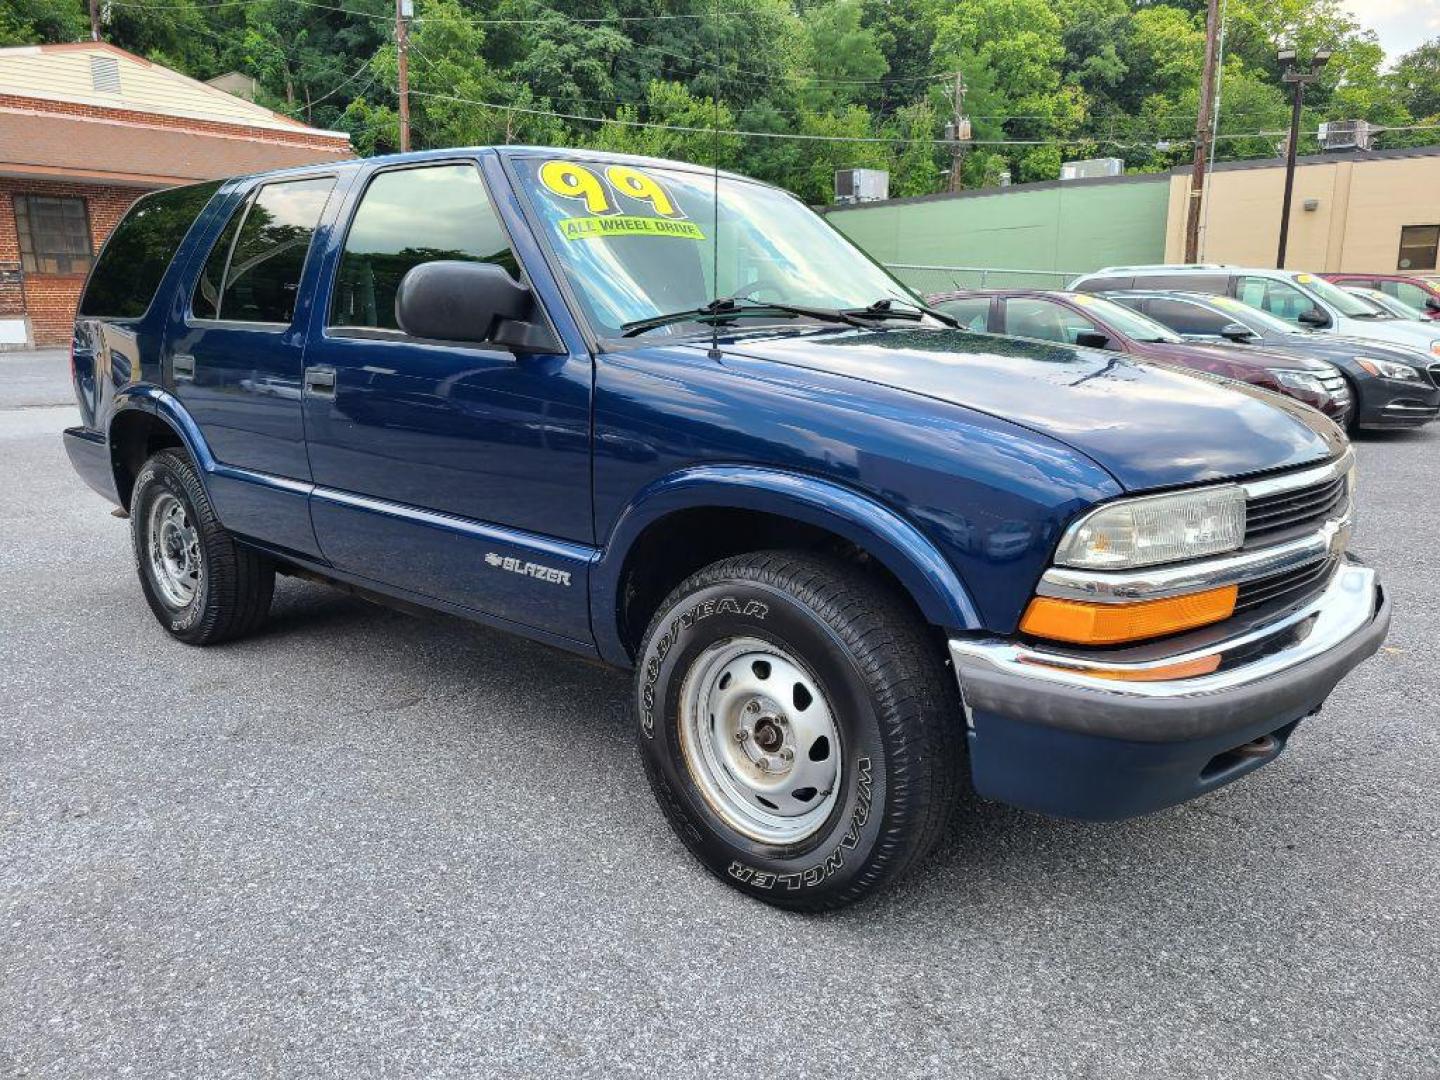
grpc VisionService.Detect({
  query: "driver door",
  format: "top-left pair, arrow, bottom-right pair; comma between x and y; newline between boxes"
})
300,158 -> 592,639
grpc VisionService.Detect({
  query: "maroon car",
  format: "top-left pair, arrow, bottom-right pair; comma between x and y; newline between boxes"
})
1320,272 -> 1440,320
927,288 -> 1353,423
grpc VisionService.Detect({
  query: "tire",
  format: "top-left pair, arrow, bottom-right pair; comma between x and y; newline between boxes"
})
130,448 -> 275,645
634,550 -> 963,911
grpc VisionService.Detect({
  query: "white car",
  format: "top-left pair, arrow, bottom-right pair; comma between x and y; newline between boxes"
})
1069,264 -> 1440,360
1343,285 -> 1429,321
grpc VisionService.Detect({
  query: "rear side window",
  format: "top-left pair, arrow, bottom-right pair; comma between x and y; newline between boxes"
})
330,163 -> 517,331
1072,275 -> 1132,292
79,181 -> 222,318
195,176 -> 335,325
933,296 -> 991,331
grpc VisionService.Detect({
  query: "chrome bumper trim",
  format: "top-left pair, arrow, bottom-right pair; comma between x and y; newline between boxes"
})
951,563 -> 1378,702
1037,517 -> 1351,603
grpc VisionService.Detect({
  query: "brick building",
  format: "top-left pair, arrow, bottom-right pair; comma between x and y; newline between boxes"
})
0,42 -> 352,348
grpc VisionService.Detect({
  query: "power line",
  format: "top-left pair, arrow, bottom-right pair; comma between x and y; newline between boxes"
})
105,0 -> 749,23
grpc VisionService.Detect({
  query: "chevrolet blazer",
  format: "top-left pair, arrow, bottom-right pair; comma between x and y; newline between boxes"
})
63,148 -> 1391,910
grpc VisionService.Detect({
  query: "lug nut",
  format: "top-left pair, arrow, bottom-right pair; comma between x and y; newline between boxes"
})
734,729 -> 749,743
779,748 -> 794,763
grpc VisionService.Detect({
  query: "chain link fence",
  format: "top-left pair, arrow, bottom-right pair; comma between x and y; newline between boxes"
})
885,264 -> 1084,296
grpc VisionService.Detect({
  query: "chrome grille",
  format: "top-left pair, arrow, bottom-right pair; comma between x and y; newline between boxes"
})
1234,556 -> 1336,612
1428,362 -> 1440,389
1244,474 -> 1348,545
1317,371 -> 1350,404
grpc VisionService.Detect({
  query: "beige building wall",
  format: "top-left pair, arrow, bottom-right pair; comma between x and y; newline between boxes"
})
1164,152 -> 1440,272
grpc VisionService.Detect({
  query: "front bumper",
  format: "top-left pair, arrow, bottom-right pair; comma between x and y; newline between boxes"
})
948,562 -> 1389,820
1354,382 -> 1440,430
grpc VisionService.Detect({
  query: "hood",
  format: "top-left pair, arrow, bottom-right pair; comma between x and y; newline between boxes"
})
714,327 -> 1345,491
1308,333 -> 1436,367
1141,339 -> 1334,373
1335,316 -> 1440,351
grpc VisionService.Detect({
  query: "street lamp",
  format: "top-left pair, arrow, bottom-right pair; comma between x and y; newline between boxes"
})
1276,46 -> 1331,268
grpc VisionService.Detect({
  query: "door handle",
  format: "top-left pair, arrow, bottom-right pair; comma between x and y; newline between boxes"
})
304,366 -> 337,399
173,354 -> 196,382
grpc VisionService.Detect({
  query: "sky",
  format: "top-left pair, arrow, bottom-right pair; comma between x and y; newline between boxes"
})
1342,0 -> 1440,63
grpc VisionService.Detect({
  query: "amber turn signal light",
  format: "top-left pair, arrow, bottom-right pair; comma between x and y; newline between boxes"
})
1019,585 -> 1238,646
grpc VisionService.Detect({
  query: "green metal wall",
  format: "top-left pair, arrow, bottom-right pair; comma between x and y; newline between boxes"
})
824,176 -> 1171,285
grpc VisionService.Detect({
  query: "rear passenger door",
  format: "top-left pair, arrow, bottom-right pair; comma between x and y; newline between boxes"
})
170,173 -> 340,556
299,159 -> 592,639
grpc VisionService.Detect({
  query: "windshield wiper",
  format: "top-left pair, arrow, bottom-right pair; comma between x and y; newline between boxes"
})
620,295 -> 869,337
840,297 -> 960,328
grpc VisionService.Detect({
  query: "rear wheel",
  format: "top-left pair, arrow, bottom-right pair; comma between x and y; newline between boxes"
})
634,550 -> 963,911
131,449 -> 274,645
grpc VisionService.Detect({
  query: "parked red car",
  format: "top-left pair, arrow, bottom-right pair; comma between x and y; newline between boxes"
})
927,288 -> 1353,423
1320,273 -> 1440,320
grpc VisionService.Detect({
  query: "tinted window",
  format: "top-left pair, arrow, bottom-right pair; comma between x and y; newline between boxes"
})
1003,297 -> 1098,344
191,196 -> 246,320
1072,275 -> 1132,292
933,296 -> 990,331
80,181 -> 221,318
1141,298 -> 1235,335
331,164 -> 517,331
219,177 -> 335,324
1130,273 -> 1225,294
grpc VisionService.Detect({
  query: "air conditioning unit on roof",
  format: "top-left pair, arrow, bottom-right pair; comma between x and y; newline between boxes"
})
1318,120 -> 1374,151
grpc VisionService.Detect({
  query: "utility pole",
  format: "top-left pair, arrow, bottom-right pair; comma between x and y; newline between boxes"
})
1183,0 -> 1221,262
1275,46 -> 1330,268
944,71 -> 971,193
396,0 -> 412,152
88,0 -> 101,40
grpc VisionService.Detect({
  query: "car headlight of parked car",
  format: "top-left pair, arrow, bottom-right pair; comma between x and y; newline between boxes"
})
1355,357 -> 1423,381
1268,368 -> 1330,396
1053,485 -> 1246,570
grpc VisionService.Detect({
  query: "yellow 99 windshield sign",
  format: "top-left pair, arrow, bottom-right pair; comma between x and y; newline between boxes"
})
537,160 -> 706,242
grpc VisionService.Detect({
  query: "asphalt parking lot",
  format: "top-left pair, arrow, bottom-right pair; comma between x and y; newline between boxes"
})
2,347 -> 1438,1079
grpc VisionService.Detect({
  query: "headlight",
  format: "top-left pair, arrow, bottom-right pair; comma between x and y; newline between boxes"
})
1356,357 -> 1422,381
1055,485 -> 1247,570
1269,368 -> 1327,395
1431,340 -> 1440,357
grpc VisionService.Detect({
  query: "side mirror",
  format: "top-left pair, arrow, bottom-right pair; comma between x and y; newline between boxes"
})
1074,330 -> 1110,349
395,260 -> 560,353
1425,296 -> 1440,312
1297,307 -> 1330,328
1219,322 -> 1255,342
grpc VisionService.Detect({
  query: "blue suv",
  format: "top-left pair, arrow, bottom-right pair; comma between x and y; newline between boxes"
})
64,148 -> 1390,909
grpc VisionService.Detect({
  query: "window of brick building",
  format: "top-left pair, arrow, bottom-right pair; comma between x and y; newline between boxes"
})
14,195 -> 94,275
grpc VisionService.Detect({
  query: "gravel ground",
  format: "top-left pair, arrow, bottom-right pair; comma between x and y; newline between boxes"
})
2,347 -> 1437,1079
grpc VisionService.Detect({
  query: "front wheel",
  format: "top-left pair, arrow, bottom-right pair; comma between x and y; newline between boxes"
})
635,551 -> 963,911
131,449 -> 275,645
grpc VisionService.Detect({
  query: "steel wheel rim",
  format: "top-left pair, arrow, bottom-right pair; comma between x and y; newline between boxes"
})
677,636 -> 842,845
147,491 -> 202,608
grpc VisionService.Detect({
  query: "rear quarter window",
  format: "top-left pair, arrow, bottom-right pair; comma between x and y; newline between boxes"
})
79,181 -> 223,319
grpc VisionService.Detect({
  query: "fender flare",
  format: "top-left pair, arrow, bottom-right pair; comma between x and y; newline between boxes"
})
590,465 -> 981,665
108,384 -> 219,504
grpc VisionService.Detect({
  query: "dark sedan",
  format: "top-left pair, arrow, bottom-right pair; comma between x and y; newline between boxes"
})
927,288 -> 1353,424
1100,290 -> 1440,432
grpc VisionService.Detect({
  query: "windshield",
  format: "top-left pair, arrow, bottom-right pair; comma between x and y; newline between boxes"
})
1293,272 -> 1380,318
1067,292 -> 1183,342
1205,294 -> 1306,336
512,156 -> 914,337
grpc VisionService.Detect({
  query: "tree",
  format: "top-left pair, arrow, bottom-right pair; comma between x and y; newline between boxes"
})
1391,39 -> 1440,123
